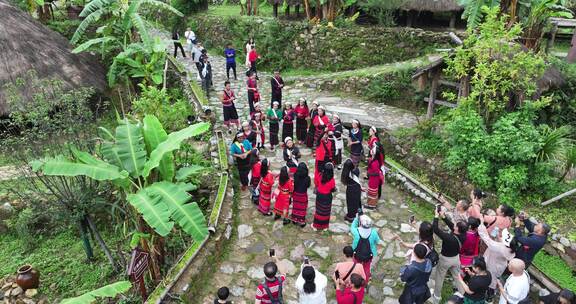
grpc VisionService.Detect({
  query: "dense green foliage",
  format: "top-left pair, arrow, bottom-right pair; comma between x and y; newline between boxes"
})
131,85 -> 193,132
416,8 -> 574,208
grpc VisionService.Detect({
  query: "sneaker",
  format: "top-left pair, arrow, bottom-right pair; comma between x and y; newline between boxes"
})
337,165 -> 342,170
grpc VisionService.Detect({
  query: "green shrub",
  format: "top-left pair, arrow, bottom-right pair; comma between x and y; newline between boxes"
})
131,85 -> 193,131
46,19 -> 82,40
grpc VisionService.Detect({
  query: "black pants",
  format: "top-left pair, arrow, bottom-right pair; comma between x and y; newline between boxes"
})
271,91 -> 282,107
226,62 -> 237,80
248,91 -> 256,113
195,62 -> 202,74
250,61 -> 258,78
202,76 -> 212,98
173,42 -> 185,58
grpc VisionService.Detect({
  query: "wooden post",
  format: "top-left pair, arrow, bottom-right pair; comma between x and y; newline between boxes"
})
541,188 -> 576,206
426,72 -> 440,119
567,27 -> 576,63
546,22 -> 559,54
449,11 -> 456,29
458,75 -> 470,99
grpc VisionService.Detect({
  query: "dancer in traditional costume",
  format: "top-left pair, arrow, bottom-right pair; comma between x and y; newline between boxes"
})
221,81 -> 239,133
247,72 -> 258,113
331,114 -> 344,170
273,166 -> 293,224
249,149 -> 261,205
294,98 -> 309,144
305,101 -> 319,148
349,119 -> 363,168
314,132 -> 333,187
366,143 -> 384,209
312,163 -> 336,231
341,159 -> 362,222
281,102 -> 296,144
291,163 -> 310,227
313,106 -> 331,148
267,101 -> 283,151
257,159 -> 274,216
270,70 -> 284,107
230,132 -> 253,191
250,112 -> 265,150
283,137 -> 300,176
242,121 -> 257,148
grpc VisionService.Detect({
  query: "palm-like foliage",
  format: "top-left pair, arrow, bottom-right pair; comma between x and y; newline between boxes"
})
61,281 -> 132,304
458,0 -> 501,29
71,0 -> 183,45
518,0 -> 573,50
536,125 -> 573,162
32,115 -> 211,242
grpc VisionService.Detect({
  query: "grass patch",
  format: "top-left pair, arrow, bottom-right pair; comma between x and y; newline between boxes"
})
0,229 -> 125,301
209,173 -> 229,225
407,198 -> 435,220
217,132 -> 229,171
533,251 -> 576,290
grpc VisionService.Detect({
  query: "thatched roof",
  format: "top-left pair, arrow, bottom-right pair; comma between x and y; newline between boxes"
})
401,0 -> 463,12
0,0 -> 106,117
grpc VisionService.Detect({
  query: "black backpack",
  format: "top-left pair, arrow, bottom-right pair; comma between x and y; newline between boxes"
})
354,233 -> 373,262
421,242 -> 439,267
262,277 -> 283,304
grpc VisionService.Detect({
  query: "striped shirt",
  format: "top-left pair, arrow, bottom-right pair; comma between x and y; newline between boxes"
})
255,276 -> 285,303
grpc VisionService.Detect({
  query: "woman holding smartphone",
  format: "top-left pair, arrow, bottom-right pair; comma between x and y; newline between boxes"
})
295,262 -> 327,304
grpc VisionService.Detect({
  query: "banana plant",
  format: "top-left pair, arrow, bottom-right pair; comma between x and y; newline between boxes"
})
32,115 -> 211,242
458,0 -> 501,29
60,281 -> 132,304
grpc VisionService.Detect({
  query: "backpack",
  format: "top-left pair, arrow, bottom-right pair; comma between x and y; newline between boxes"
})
421,242 -> 439,267
354,233 -> 373,262
262,277 -> 283,304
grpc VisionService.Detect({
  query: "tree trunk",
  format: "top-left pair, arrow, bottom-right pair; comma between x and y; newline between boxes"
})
273,3 -> 278,17
247,0 -> 252,16
303,0 -> 311,20
285,4 -> 290,17
86,215 -> 119,272
253,0 -> 258,15
138,218 -> 161,281
322,2 -> 328,20
316,0 -> 321,19
295,4 -> 300,17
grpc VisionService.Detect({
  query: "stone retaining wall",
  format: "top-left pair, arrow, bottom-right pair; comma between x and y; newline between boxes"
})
190,16 -> 452,71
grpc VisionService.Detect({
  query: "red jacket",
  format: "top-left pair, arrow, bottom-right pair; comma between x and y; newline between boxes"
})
249,49 -> 259,63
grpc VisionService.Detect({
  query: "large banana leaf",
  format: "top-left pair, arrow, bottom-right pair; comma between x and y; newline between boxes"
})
127,190 -> 174,236
175,165 -> 208,182
32,156 -> 128,181
146,182 -> 207,242
61,280 -> 132,304
116,119 -> 147,178
141,122 -> 210,179
142,115 -> 175,182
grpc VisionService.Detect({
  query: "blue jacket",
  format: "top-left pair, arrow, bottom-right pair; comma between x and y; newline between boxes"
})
400,259 -> 432,291
350,217 -> 381,257
514,219 -> 547,264
224,48 -> 236,64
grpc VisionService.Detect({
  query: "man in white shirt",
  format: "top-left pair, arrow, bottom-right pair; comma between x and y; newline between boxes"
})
498,258 -> 530,304
184,27 -> 196,55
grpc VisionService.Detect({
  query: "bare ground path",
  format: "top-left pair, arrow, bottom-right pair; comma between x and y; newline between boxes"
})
166,48 -> 426,304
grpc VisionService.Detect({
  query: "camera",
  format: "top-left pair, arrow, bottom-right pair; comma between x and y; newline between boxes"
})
269,248 -> 275,257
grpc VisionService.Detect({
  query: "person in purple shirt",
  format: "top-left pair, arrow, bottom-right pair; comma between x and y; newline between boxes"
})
224,43 -> 237,80
513,213 -> 549,268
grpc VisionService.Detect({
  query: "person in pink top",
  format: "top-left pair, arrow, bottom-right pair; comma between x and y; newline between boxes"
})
332,246 -> 366,288
483,204 -> 514,236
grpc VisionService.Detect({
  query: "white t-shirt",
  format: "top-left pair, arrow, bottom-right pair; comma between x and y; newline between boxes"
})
499,272 -> 530,304
184,30 -> 196,43
295,268 -> 327,304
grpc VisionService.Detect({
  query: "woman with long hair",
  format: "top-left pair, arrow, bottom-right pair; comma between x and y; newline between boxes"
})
395,221 -> 436,263
312,163 -> 336,231
367,126 -> 380,156
267,101 -> 283,151
291,162 -> 311,227
331,114 -> 344,170
250,111 -> 265,150
246,71 -> 258,114
468,188 -> 486,219
257,159 -> 274,216
348,119 -> 363,168
282,102 -> 296,144
341,159 -> 362,222
305,101 -> 319,148
365,142 -> 384,209
283,137 -> 300,176
230,132 -> 253,191
296,264 -> 328,303
245,37 -> 254,68
273,166 -> 293,224
295,98 -> 309,144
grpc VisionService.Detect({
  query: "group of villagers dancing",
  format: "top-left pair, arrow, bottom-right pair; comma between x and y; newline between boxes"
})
227,81 -> 387,229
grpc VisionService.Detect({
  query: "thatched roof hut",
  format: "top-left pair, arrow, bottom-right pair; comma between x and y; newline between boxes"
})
0,0 -> 106,117
401,0 -> 463,12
